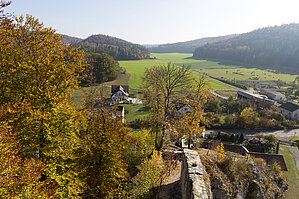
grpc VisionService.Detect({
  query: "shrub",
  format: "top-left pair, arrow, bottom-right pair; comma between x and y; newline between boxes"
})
131,150 -> 165,198
253,158 -> 266,166
215,142 -> 226,160
272,162 -> 282,176
126,129 -> 155,175
263,134 -> 277,144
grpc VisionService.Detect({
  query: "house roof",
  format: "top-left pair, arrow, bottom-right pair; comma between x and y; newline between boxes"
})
280,102 -> 299,112
111,85 -> 129,94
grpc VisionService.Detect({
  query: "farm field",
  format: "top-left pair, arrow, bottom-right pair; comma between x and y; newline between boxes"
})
152,53 -> 297,83
198,68 -> 297,83
152,53 -> 239,69
118,59 -> 165,89
119,54 -> 234,89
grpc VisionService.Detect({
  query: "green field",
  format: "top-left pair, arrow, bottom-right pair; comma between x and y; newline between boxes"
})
279,145 -> 299,199
151,53 -> 297,83
199,68 -> 297,83
152,53 -> 239,69
119,59 -> 165,89
119,54 -> 234,89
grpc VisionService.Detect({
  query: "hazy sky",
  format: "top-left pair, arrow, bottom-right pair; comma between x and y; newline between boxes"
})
5,0 -> 299,44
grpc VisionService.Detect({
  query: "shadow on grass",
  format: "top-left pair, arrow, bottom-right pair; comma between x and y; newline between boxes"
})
186,57 -> 299,74
294,140 -> 299,150
138,106 -> 150,112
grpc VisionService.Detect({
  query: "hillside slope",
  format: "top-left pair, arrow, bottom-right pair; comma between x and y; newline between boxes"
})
193,23 -> 299,74
61,34 -> 83,45
78,34 -> 150,60
150,35 -> 237,53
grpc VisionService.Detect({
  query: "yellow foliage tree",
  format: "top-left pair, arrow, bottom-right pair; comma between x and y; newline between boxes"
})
0,13 -> 86,197
240,107 -> 259,128
132,150 -> 165,198
173,77 -> 214,148
215,142 -> 226,160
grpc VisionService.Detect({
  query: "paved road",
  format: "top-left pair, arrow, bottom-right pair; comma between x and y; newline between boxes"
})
206,128 -> 299,142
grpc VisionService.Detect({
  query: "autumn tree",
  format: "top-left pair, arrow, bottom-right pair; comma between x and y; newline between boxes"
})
131,150 -> 165,198
173,77 -> 213,148
0,13 -> 86,197
76,108 -> 130,199
143,63 -> 193,150
215,142 -> 226,161
0,126 -> 53,198
240,107 -> 259,128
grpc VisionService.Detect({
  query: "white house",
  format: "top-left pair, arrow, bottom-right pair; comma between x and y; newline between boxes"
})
279,102 -> 299,120
177,104 -> 192,117
111,85 -> 129,101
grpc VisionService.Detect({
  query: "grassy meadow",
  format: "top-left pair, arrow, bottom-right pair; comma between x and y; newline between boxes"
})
118,59 -> 165,89
151,53 -> 297,83
279,145 -> 299,199
198,68 -> 297,83
119,54 -> 234,89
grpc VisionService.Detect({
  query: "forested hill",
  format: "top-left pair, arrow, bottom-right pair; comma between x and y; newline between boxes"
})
78,34 -> 150,60
193,23 -> 299,74
61,34 -> 83,45
149,35 -> 237,53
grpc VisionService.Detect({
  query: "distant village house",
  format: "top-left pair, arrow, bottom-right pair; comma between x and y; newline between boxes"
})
260,89 -> 285,101
279,102 -> 299,120
111,85 -> 129,101
237,90 -> 275,107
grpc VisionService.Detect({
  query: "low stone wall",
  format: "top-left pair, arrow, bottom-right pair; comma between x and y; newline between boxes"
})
181,149 -> 211,199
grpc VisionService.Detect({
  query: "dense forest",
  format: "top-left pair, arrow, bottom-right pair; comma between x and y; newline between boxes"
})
193,24 -> 299,74
78,34 -> 150,60
150,35 -> 237,53
88,53 -> 122,83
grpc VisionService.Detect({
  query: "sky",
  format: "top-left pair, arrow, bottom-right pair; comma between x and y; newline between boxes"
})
5,0 -> 299,44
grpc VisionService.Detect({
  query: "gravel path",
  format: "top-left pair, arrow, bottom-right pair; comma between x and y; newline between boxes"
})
206,128 -> 299,142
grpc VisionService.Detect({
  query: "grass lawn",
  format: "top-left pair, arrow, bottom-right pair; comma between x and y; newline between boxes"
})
119,59 -> 165,89
198,68 -> 297,83
279,145 -> 299,199
215,90 -> 238,98
152,53 -> 297,83
72,85 -> 111,109
119,54 -> 234,90
119,103 -> 150,122
153,53 -> 241,69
